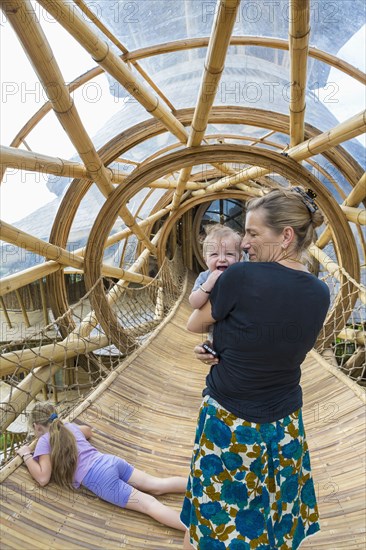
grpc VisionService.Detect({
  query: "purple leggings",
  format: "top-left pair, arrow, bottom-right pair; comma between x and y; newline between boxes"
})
82,454 -> 134,507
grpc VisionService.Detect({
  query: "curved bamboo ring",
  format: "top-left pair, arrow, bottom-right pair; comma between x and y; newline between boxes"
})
83,145 -> 359,351
47,107 -> 364,330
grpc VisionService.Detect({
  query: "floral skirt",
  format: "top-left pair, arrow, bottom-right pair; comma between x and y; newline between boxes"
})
181,396 -> 320,550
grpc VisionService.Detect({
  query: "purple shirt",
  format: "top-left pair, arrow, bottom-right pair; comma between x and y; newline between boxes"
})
33,423 -> 103,488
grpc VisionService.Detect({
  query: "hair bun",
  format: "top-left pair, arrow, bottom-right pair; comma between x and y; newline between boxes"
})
310,208 -> 324,229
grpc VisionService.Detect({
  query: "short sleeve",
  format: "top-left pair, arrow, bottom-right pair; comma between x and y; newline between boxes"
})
210,264 -> 242,320
33,434 -> 51,460
192,270 -> 210,291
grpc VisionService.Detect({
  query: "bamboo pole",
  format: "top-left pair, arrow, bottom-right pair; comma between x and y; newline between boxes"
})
0,0 -> 156,255
27,284 -> 34,311
182,210 -> 193,270
39,277 -> 49,326
317,172 -> 366,248
234,183 -> 265,196
1,263 -> 61,297
198,110 -> 366,193
289,0 -> 310,146
341,205 -> 366,225
0,221 -> 155,287
337,329 -> 365,346
171,0 -> 241,210
287,110 -> 366,159
344,172 -> 366,206
36,0 -> 187,144
343,347 -> 366,372
14,289 -> 30,328
0,145 -> 126,184
0,0 -> 113,194
0,220 -> 84,269
0,296 -> 12,328
0,334 -> 108,379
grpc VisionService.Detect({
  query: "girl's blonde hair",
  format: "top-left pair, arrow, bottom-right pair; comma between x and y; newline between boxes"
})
201,224 -> 242,258
246,187 -> 324,253
30,402 -> 78,490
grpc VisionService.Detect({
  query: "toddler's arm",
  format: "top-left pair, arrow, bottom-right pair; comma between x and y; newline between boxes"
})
189,287 -> 210,308
189,269 -> 224,309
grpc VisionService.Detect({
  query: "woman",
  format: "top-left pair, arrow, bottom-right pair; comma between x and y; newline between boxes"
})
17,402 -> 186,531
181,187 -> 330,550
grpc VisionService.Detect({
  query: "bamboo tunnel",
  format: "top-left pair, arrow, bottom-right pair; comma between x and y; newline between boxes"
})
0,1 -> 365,546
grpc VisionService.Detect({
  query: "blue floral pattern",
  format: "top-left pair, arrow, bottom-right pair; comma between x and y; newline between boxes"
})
181,397 -> 320,549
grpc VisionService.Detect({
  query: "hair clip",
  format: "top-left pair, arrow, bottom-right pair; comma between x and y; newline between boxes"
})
48,412 -> 58,422
306,189 -> 317,200
292,186 -> 318,213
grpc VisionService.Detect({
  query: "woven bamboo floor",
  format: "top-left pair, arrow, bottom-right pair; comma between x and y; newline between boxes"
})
1,277 -> 365,549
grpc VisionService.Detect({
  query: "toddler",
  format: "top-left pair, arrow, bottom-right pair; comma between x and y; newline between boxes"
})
190,223 -> 242,309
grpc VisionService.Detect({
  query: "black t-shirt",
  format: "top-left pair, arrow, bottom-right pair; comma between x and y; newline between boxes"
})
204,262 -> 330,423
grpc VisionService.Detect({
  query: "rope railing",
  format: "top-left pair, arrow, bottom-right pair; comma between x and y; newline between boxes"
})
0,250 -> 186,466
316,262 -> 365,384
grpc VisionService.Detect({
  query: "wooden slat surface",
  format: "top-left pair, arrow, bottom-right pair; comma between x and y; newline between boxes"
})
1,276 -> 365,549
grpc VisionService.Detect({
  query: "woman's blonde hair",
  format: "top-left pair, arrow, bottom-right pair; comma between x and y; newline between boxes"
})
30,402 -> 78,490
201,224 -> 242,258
246,187 -> 324,253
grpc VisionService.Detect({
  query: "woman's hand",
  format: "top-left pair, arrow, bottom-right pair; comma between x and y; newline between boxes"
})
194,342 -> 219,365
16,445 -> 32,458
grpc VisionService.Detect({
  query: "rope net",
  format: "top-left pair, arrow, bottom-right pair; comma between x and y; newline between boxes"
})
316,260 -> 365,384
0,250 -> 185,465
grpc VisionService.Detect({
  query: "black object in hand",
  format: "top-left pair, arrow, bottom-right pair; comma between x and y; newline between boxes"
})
202,343 -> 218,358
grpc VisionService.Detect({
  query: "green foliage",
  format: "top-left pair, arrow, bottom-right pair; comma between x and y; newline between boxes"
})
0,433 -> 12,451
